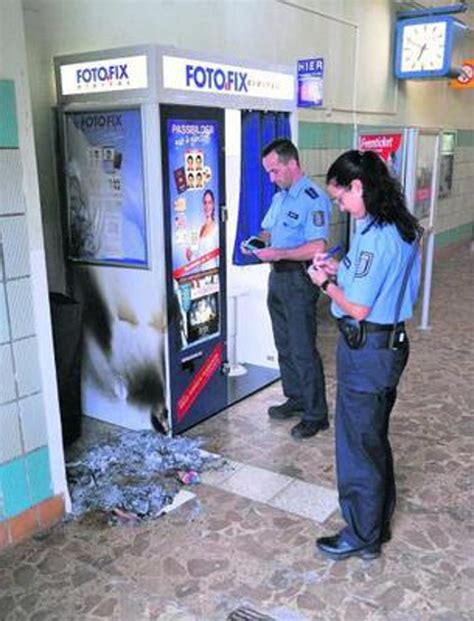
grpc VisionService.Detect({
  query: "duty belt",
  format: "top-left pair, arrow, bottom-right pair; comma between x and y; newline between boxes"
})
337,318 -> 405,333
272,260 -> 310,273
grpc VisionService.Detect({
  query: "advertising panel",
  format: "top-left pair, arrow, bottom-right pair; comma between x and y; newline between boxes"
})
165,117 -> 221,349
438,131 -> 456,199
358,133 -> 404,179
414,133 -> 438,220
65,109 -> 147,266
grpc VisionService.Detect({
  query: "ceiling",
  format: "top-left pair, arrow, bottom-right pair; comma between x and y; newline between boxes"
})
393,0 -> 474,30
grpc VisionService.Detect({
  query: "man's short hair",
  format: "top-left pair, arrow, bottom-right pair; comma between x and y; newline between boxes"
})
262,138 -> 299,165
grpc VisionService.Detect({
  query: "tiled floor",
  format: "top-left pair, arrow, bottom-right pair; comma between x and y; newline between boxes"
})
199,459 -> 338,524
1,247 -> 473,620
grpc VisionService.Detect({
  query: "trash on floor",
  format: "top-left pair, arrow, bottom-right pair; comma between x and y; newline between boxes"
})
65,430 -> 222,523
177,470 -> 201,485
227,606 -> 276,621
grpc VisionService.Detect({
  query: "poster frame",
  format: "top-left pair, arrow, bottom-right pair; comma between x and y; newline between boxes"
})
438,129 -> 457,200
356,128 -> 408,183
63,105 -> 150,268
159,102 -> 228,435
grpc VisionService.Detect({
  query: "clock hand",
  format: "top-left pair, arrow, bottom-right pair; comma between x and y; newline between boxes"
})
406,36 -> 423,48
416,43 -> 427,61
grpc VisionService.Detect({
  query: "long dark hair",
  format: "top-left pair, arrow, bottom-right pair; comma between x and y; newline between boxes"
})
326,150 -> 422,243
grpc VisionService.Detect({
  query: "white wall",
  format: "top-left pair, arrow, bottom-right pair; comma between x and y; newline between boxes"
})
0,0 -> 69,506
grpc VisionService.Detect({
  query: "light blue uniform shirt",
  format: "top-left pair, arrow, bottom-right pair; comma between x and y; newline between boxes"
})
261,175 -> 331,248
332,217 -> 421,324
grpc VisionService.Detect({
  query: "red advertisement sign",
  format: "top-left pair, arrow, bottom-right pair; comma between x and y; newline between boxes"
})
172,247 -> 220,280
176,343 -> 223,421
358,133 -> 404,179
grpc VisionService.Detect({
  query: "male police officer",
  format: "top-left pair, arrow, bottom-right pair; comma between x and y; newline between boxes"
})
251,139 -> 331,439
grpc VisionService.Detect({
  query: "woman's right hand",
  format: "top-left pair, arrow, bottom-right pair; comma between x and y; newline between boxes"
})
313,253 -> 339,276
240,242 -> 252,256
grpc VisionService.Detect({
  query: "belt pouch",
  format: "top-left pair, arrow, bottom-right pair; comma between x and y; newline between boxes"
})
339,318 -> 367,349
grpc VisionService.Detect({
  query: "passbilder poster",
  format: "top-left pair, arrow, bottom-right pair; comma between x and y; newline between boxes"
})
165,118 -> 221,349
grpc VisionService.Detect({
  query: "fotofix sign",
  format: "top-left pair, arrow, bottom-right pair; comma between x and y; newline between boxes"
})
60,55 -> 148,95
162,55 -> 294,101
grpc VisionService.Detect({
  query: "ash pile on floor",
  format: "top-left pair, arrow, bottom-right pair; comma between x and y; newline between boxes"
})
66,430 -> 221,523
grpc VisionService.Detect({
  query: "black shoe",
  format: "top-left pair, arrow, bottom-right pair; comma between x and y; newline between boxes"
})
381,524 -> 392,544
290,419 -> 329,440
268,399 -> 304,420
316,533 -> 381,561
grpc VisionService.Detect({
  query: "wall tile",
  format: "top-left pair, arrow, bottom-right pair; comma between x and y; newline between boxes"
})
0,80 -> 19,148
0,151 -> 25,215
0,216 -> 30,279
0,457 -> 30,518
25,447 -> 52,505
36,495 -> 65,529
436,223 -> 472,249
6,278 -> 35,339
457,129 -> 474,147
0,401 -> 22,464
12,337 -> 41,396
0,343 -> 16,403
0,480 -> 4,519
18,393 -> 47,453
0,286 -> 10,343
8,506 -> 39,544
299,122 -> 353,150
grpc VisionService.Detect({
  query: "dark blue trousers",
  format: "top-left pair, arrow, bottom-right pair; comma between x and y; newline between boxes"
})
267,268 -> 328,423
335,331 -> 409,546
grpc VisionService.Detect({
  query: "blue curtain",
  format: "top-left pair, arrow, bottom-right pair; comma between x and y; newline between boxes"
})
232,111 -> 291,265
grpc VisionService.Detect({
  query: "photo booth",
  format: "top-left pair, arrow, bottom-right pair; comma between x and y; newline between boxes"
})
54,45 -> 296,434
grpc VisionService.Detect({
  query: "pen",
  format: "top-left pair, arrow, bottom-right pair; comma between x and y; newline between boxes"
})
325,244 -> 342,258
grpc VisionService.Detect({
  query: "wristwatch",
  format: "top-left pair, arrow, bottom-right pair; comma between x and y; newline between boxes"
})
320,279 -> 331,294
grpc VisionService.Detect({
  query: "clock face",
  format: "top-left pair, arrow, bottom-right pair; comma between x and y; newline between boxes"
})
401,21 -> 447,73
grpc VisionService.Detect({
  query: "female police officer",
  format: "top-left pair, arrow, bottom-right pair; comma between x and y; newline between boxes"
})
308,150 -> 422,561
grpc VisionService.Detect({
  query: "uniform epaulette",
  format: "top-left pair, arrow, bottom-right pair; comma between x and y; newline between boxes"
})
304,187 -> 319,199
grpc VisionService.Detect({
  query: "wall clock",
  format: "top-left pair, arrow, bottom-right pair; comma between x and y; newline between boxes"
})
394,15 -> 466,79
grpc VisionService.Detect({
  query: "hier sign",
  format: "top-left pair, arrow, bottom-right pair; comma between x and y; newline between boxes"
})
297,58 -> 324,107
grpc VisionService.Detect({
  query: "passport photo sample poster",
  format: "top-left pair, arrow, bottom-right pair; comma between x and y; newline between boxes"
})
165,118 -> 220,274
65,109 -> 147,265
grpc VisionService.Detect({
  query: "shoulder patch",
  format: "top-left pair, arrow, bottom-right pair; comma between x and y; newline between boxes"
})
313,211 -> 325,227
355,251 -> 374,278
305,187 -> 319,200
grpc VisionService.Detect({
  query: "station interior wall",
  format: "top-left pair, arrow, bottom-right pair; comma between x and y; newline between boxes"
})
0,0 -> 473,548
21,0 -> 474,292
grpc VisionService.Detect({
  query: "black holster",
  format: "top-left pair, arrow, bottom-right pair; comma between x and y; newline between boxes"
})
337,318 -> 367,350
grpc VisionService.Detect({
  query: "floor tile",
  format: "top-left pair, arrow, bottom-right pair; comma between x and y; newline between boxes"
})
160,489 -> 196,514
199,458 -> 244,486
214,464 -> 293,504
267,479 -> 339,524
